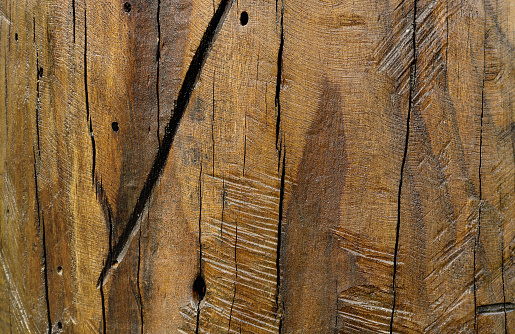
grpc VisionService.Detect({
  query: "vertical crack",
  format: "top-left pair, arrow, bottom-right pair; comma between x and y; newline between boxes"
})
195,164 -> 203,334
221,177 -> 226,240
243,117 -> 247,176
274,0 -> 284,150
33,148 -> 52,334
72,0 -> 76,43
97,0 -> 234,288
84,3 -> 95,185
35,48 -> 41,152
501,225 -> 507,333
390,1 -> 417,332
474,8 -> 487,332
198,163 -> 203,274
276,144 -> 286,322
137,228 -> 144,334
212,71 -> 216,178
100,281 -> 106,333
156,0 -> 161,148
34,16 -> 51,331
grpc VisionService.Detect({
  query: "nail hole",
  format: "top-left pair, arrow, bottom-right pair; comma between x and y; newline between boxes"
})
111,122 -> 119,132
57,322 -> 62,329
123,2 -> 132,12
14,33 -> 18,41
57,266 -> 63,275
192,275 -> 206,302
38,67 -> 43,78
240,11 -> 248,26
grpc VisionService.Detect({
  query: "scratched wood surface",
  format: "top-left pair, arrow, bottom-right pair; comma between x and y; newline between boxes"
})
1,0 -> 514,333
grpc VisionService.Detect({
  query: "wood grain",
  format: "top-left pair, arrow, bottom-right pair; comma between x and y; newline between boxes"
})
0,0 -> 514,333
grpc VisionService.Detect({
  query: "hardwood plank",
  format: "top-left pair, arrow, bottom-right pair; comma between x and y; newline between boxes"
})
1,0 -> 514,332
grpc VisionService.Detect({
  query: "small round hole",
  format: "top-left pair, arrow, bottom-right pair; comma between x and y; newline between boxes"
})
57,266 -> 63,275
14,33 -> 18,41
38,67 -> 43,78
192,275 -> 206,302
111,122 -> 119,132
240,11 -> 248,26
123,2 -> 132,12
57,322 -> 62,329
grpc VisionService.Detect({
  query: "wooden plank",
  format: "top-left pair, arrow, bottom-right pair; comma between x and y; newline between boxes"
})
1,0 -> 514,333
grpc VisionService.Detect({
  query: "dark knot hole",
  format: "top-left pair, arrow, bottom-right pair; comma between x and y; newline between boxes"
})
192,274 -> 206,302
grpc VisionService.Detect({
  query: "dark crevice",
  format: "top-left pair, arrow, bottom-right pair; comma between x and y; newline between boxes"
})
193,275 -> 205,334
276,145 -> 286,317
94,178 -> 114,251
198,163 -> 203,274
84,4 -> 89,121
97,0 -> 234,288
243,106 -> 247,175
474,10 -> 487,332
89,120 -> 96,184
34,20 -> 51,332
33,15 -> 36,43
137,229 -> 144,334
228,222 -> 238,332
84,4 -> 95,185
390,1 -> 417,332
156,0 -> 161,148
274,1 -> 284,150
502,234 -> 508,333
35,50 -> 41,152
195,302 -> 201,334
100,281 -> 106,333
33,148 -> 52,334
212,72 -> 216,177
195,164 -> 204,334
72,0 -> 76,43
477,303 -> 515,315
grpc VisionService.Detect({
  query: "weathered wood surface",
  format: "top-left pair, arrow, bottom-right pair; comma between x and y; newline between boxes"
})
1,0 -> 514,332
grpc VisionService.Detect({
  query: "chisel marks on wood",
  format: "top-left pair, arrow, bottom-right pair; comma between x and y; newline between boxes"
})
0,251 -> 35,333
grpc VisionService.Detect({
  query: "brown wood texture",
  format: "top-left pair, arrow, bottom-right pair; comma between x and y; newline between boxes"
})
1,0 -> 514,333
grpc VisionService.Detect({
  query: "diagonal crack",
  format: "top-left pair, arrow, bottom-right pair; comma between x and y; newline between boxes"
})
97,0 -> 234,288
